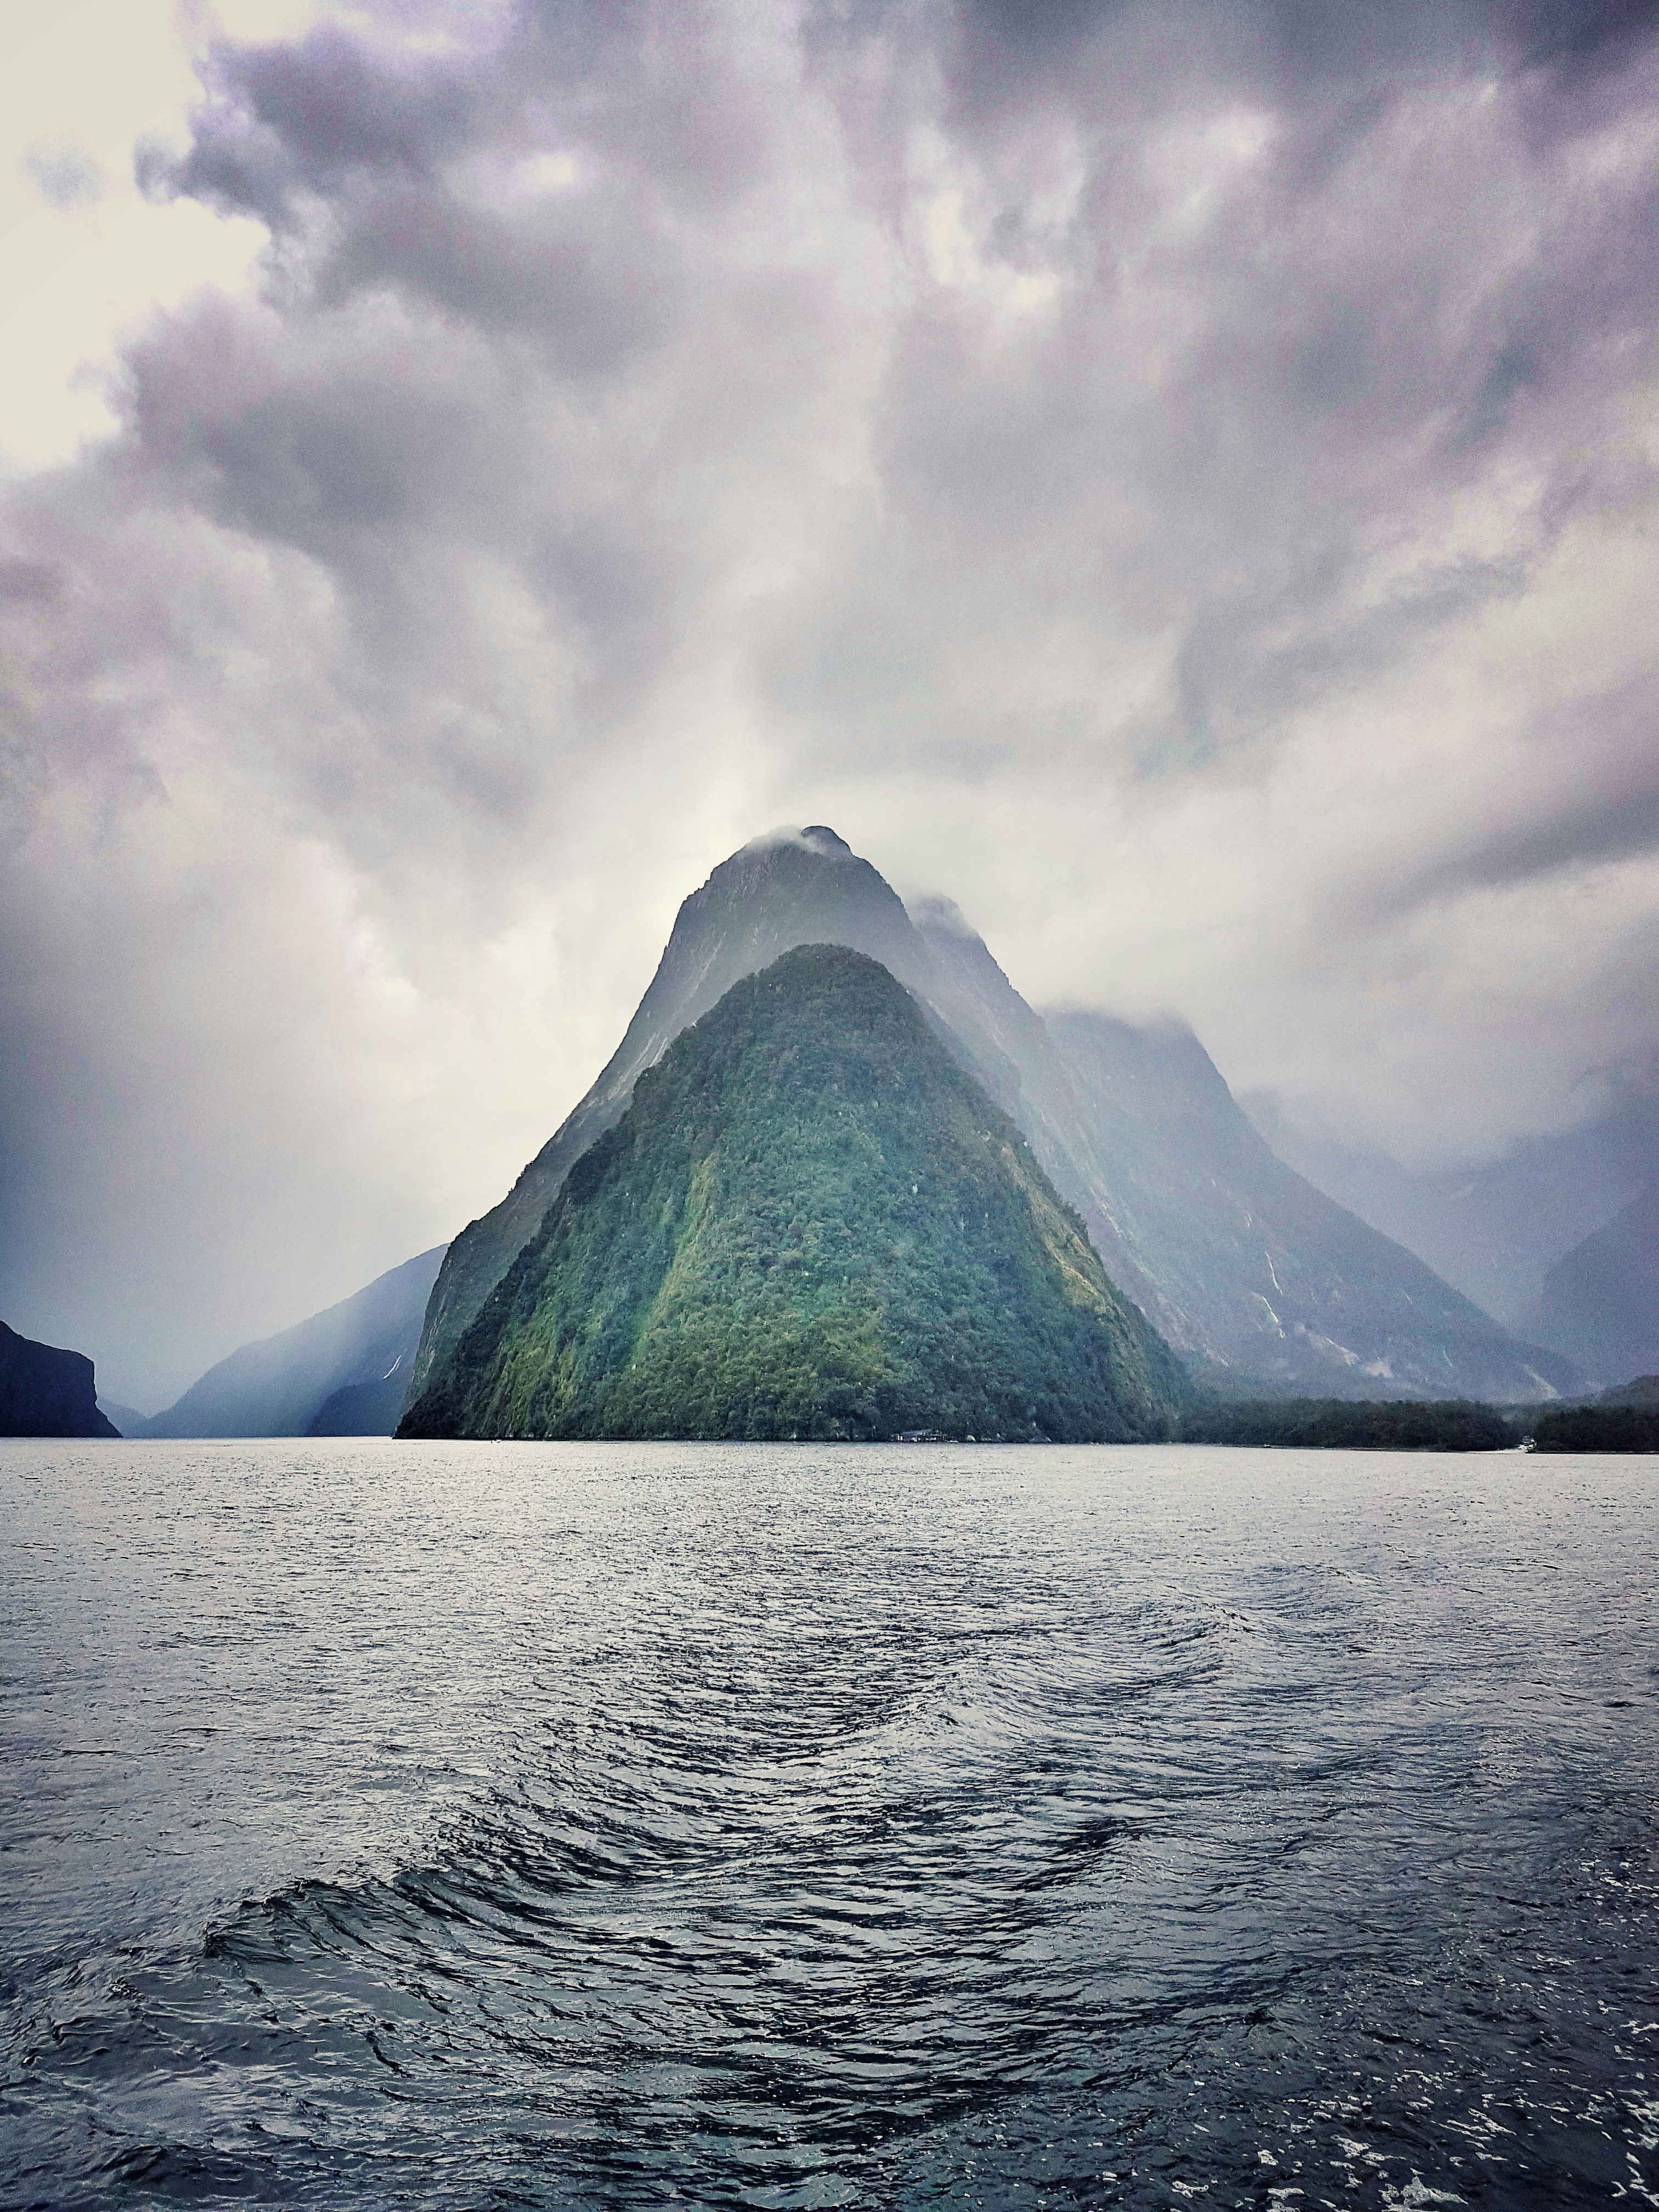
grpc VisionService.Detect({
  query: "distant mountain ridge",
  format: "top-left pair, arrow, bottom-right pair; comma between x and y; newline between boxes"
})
97,1400 -> 150,1436
904,900 -> 1573,1401
1533,1181 -> 1659,1388
1246,1090 -> 1659,1340
1032,1011 -> 1575,1401
407,827 -> 1576,1408
137,1246 -> 446,1439
1601,1373 -> 1659,1407
401,947 -> 1184,1443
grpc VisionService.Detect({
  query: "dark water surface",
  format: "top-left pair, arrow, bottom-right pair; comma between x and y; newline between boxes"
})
2,1441 -> 1655,2210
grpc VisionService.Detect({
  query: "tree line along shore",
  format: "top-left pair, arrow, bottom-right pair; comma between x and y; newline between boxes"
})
1177,1392 -> 1658,1453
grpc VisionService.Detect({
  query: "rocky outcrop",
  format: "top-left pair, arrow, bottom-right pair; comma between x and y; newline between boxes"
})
0,1321 -> 119,1437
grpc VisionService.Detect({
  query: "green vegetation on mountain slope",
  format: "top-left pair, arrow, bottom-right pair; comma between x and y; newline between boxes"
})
400,945 -> 1186,1443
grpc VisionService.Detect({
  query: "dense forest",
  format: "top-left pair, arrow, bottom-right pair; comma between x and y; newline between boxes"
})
401,946 -> 1187,1443
1178,1397 -> 1516,1451
1528,1404 -> 1659,1453
1180,1395 -> 1658,1451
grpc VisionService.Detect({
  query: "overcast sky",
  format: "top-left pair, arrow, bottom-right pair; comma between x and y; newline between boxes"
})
3,0 -> 1656,1407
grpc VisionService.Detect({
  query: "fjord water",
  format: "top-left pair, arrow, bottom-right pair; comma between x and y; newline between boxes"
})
2,1443 -> 1654,2209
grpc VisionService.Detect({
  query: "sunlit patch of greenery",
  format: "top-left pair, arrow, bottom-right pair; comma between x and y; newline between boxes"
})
402,946 -> 1186,1443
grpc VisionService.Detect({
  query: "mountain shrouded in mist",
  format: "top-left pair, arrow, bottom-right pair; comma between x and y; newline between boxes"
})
135,1246 -> 446,1440
6,0 -> 1658,1423
905,906 -> 1577,1401
399,946 -> 1184,1443
1533,1181 -> 1659,1387
1246,1092 -> 1659,1345
407,827 -> 1577,1412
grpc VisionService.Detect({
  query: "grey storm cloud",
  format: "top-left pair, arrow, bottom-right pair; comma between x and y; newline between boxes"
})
3,0 -> 1657,1404
140,24 -> 490,225
1361,679 -> 1659,915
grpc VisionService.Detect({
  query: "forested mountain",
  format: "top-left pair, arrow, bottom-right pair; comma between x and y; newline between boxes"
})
408,828 -> 1579,1411
400,947 -> 1184,1443
137,1246 -> 446,1438
0,1321 -> 118,1438
405,828 -> 945,1403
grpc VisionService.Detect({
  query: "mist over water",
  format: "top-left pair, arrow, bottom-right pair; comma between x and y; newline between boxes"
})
2,1441 -> 1654,2209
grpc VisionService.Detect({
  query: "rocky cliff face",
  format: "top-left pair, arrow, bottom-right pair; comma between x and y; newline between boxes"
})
0,1322 -> 119,1437
401,947 -> 1185,1443
407,827 -> 1578,1411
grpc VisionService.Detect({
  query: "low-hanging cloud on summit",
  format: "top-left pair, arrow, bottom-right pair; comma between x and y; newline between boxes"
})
3,0 -> 1657,1403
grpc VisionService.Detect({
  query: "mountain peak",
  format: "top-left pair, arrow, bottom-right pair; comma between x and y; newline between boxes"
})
407,821 -> 1577,1418
401,945 -> 1184,1443
909,893 -> 975,937
404,827 -> 937,1400
738,823 -> 855,862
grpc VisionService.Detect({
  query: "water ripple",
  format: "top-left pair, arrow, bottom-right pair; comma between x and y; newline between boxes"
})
1,1440 -> 1655,2209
